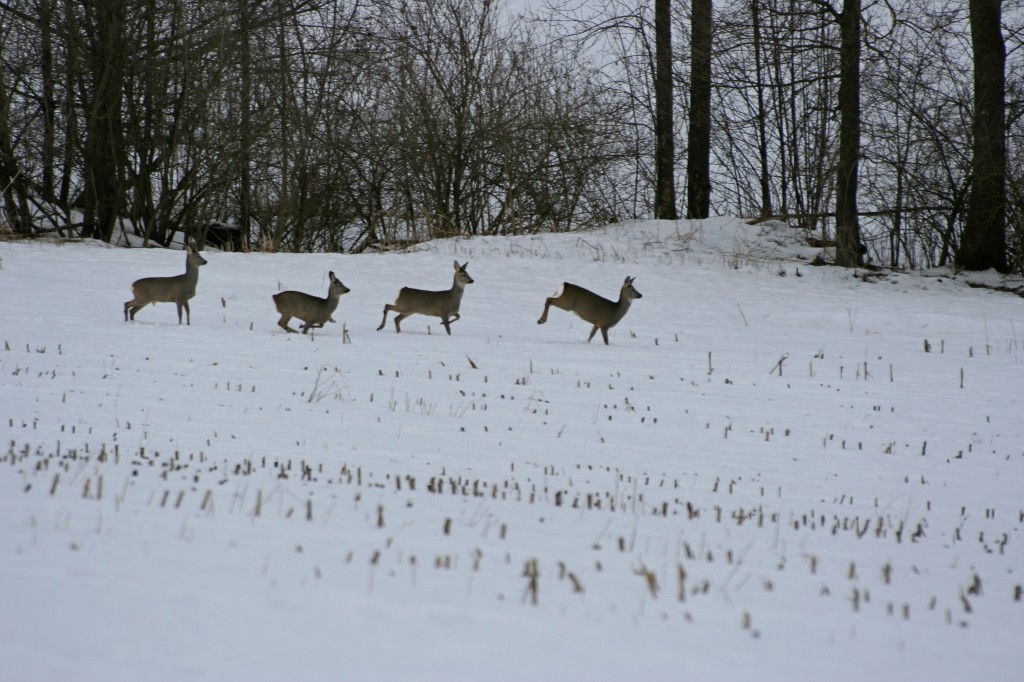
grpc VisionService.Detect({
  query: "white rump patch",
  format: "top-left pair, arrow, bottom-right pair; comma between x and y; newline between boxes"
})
552,284 -> 565,297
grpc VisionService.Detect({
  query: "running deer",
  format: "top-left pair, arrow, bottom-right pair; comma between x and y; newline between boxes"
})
536,276 -> 642,344
377,261 -> 474,335
124,243 -> 208,325
273,271 -> 350,334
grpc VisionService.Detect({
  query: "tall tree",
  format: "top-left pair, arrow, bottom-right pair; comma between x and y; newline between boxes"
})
79,0 -> 129,242
833,0 -> 862,267
750,0 -> 772,217
238,0 -> 254,251
0,66 -> 33,235
686,0 -> 712,219
654,0 -> 678,219
959,0 -> 1008,272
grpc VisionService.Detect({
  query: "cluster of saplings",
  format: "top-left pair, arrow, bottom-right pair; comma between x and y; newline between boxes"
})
123,245 -> 643,345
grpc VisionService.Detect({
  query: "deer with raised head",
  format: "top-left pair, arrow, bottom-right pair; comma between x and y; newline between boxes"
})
377,261 -> 473,335
124,243 -> 208,325
537,276 -> 642,344
273,271 -> 350,334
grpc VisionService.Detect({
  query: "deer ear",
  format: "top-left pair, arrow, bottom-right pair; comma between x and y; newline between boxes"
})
625,276 -> 634,284
454,260 -> 460,270
329,271 -> 336,280
462,261 -> 469,270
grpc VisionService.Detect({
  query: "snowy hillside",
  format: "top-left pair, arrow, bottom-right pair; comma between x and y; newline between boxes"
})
1,217 -> 1022,681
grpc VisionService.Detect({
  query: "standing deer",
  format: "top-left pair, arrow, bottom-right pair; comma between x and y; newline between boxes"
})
377,261 -> 473,335
273,271 -> 350,334
124,243 -> 208,325
537,276 -> 642,344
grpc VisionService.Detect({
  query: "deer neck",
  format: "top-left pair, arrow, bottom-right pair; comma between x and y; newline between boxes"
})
184,258 -> 201,284
450,275 -> 467,301
325,289 -> 342,312
612,293 -> 633,323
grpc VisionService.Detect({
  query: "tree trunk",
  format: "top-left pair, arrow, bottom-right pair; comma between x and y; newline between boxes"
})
653,0 -> 678,220
39,0 -> 57,204
80,0 -> 128,243
238,0 -> 253,251
0,77 -> 34,235
834,0 -> 862,267
959,0 -> 1007,272
686,0 -> 712,219
751,0 -> 772,217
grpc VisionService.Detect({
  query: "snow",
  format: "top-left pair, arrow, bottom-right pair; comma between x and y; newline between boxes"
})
1,217 -> 1022,681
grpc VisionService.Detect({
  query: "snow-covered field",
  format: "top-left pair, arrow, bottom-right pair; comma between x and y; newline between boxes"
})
1,217 -> 1022,681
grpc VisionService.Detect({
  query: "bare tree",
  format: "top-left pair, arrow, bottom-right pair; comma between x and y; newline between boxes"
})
860,2 -> 972,269
750,0 -> 773,217
3,0 -> 1021,274
711,0 -> 840,230
959,0 -> 1008,272
78,0 -> 129,242
686,0 -> 711,219
831,0 -> 863,266
237,0 -> 255,250
654,0 -> 678,219
0,28 -> 33,235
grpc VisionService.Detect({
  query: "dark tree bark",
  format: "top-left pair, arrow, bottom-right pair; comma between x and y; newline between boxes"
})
238,0 -> 254,251
0,78 -> 34,235
39,0 -> 58,203
80,0 -> 128,242
686,0 -> 712,219
834,0 -> 862,267
959,0 -> 1008,272
751,0 -> 772,217
653,0 -> 678,220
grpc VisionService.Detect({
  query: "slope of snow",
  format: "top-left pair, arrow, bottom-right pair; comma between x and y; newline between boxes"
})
1,217 -> 1022,681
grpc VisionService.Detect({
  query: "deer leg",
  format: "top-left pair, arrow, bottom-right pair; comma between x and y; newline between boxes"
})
278,315 -> 297,333
393,313 -> 409,333
600,327 -> 610,345
377,304 -> 395,331
443,312 -> 461,334
126,301 -> 145,320
124,300 -> 133,321
537,300 -> 552,324
587,324 -> 600,342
